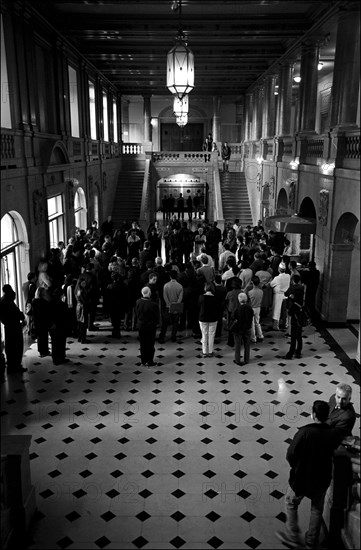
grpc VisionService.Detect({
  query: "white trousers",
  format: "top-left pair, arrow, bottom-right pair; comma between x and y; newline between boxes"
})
199,321 -> 217,354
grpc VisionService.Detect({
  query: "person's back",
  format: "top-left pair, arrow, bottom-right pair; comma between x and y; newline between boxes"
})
287,419 -> 339,498
248,285 -> 263,309
277,400 -> 341,549
233,300 -> 254,331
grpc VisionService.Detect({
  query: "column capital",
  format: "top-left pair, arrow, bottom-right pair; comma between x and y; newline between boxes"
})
336,2 -> 360,20
300,40 -> 319,52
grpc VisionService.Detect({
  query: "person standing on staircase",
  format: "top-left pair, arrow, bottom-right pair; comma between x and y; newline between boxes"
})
221,142 -> 232,172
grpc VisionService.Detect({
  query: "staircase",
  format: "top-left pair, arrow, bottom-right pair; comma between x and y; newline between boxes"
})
112,170 -> 144,226
220,171 -> 253,226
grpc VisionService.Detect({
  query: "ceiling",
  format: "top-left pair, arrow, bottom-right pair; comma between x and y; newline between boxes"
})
31,0 -> 341,98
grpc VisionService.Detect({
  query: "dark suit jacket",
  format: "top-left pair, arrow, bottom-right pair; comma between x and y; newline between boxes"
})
287,422 -> 340,498
326,394 -> 356,438
232,303 -> 254,333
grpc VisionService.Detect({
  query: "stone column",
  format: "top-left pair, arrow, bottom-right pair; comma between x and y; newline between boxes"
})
121,97 -> 129,142
253,87 -> 263,140
298,42 -> 319,133
244,93 -> 253,141
329,5 -> 360,128
212,96 -> 221,142
143,95 -> 152,142
277,62 -> 294,136
262,75 -> 277,138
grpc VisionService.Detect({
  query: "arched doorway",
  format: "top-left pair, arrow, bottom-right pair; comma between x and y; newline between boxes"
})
156,174 -> 208,222
74,187 -> 87,230
327,212 -> 359,322
276,188 -> 288,213
1,211 -> 30,311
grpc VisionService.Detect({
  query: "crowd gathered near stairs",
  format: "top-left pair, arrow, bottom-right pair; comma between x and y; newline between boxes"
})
0,213 -> 320,373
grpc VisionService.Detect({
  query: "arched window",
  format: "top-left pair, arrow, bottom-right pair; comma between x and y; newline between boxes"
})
1,212 -> 29,310
74,187 -> 87,230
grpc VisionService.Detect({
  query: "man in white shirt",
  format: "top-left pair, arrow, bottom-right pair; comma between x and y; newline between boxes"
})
270,262 -> 291,330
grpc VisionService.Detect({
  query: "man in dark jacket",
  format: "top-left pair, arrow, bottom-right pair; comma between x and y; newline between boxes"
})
283,274 -> 305,360
231,292 -> 254,365
277,400 -> 340,549
0,285 -> 27,373
135,286 -> 160,367
326,383 -> 356,442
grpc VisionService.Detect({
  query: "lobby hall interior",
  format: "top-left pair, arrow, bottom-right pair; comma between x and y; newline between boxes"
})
0,1 -> 360,549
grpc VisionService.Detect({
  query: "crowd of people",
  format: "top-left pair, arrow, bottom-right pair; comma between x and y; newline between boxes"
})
0,215 -> 321,371
0,215 -> 358,550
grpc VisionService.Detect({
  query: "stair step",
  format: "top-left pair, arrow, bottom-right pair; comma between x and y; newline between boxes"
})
220,171 -> 253,225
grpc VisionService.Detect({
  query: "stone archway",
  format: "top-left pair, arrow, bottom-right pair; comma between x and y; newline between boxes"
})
299,196 -> 316,218
326,213 -> 359,322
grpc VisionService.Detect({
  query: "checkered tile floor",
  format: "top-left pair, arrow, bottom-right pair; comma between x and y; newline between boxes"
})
1,318 -> 359,549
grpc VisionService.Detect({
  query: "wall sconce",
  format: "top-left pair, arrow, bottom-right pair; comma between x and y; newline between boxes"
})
256,156 -> 264,164
318,62 -> 324,71
293,76 -> 301,83
274,85 -> 279,96
321,161 -> 335,172
289,159 -> 299,169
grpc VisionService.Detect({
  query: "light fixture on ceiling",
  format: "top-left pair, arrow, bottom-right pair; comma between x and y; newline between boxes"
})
293,76 -> 301,83
318,62 -> 324,71
167,0 -> 194,99
176,113 -> 188,127
173,94 -> 189,116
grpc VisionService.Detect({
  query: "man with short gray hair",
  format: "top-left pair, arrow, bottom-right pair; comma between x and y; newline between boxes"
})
135,286 -> 160,367
326,383 -> 356,440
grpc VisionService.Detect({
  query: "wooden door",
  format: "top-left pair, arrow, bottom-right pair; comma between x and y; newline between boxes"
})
161,123 -> 204,151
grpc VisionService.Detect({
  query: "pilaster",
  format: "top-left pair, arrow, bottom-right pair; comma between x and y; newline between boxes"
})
298,41 -> 319,133
277,62 -> 294,136
143,94 -> 152,142
329,4 -> 360,129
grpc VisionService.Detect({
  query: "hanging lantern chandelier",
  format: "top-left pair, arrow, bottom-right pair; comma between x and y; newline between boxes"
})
167,30 -> 194,99
167,0 -> 194,100
176,113 -> 188,127
173,94 -> 189,117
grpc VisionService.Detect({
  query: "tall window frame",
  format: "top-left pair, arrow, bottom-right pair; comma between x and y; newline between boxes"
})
102,91 -> 109,142
113,99 -> 118,142
68,65 -> 80,138
74,187 -> 87,230
47,194 -> 65,249
1,212 -> 29,311
88,80 -> 97,140
1,14 -> 12,129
